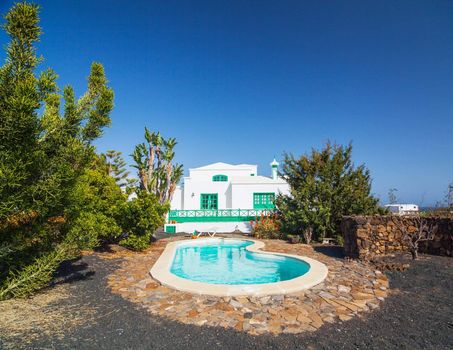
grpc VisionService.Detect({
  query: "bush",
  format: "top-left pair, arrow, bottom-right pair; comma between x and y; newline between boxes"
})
65,167 -> 126,249
277,142 -> 381,242
118,191 -> 168,251
66,212 -> 122,250
118,234 -> 151,251
335,234 -> 344,246
250,214 -> 281,239
67,167 -> 126,221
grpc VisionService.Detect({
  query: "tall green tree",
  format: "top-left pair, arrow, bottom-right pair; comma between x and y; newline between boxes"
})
0,2 -> 114,299
132,127 -> 183,204
101,150 -> 130,188
277,142 -> 381,242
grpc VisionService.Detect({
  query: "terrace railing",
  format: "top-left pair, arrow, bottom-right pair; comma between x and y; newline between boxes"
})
167,209 -> 275,223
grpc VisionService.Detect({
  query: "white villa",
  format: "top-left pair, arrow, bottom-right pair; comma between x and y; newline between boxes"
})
164,160 -> 290,234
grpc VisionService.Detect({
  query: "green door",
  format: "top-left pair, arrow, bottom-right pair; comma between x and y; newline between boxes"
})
200,193 -> 218,209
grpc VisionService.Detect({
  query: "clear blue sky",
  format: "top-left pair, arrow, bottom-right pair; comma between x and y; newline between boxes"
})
1,0 -> 452,205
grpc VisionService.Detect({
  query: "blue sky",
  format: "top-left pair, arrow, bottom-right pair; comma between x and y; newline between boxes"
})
1,0 -> 452,205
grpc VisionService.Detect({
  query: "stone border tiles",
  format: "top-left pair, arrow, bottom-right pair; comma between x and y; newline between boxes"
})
107,237 -> 390,335
150,238 -> 328,296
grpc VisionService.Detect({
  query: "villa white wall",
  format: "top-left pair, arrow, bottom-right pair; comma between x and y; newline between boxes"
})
188,165 -> 257,180
169,163 -> 290,211
182,179 -> 230,210
225,185 -> 233,208
179,181 -> 290,210
231,182 -> 290,209
167,221 -> 253,234
170,186 -> 182,210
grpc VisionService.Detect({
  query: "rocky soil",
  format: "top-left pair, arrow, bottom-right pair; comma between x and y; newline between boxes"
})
0,242 -> 452,350
106,237 -> 388,335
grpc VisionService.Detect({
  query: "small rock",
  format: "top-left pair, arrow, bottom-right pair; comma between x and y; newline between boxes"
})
366,302 -> 379,310
229,299 -> 242,309
268,308 -> 279,315
259,296 -> 271,304
319,291 -> 335,299
249,318 -> 263,325
339,314 -> 352,321
244,312 -> 253,319
338,285 -> 351,294
272,295 -> 284,302
187,310 -> 199,317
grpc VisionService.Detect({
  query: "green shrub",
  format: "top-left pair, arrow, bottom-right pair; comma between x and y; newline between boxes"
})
65,166 -> 126,248
67,212 -> 122,249
67,167 -> 126,221
119,234 -> 151,251
335,234 -> 344,246
118,191 -> 168,251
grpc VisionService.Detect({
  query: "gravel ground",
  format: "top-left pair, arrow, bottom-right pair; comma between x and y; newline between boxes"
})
1,251 -> 452,350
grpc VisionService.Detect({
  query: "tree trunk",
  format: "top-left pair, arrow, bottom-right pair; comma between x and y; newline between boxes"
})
147,144 -> 154,193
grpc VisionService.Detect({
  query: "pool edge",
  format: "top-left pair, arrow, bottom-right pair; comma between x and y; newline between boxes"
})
149,238 -> 328,297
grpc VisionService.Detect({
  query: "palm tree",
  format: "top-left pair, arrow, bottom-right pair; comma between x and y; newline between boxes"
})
132,128 -> 183,204
169,164 -> 184,202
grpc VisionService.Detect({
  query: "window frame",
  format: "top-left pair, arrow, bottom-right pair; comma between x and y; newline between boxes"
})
212,174 -> 228,182
200,193 -> 219,210
253,192 -> 276,209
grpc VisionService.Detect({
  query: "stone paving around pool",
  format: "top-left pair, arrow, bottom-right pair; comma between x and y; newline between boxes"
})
106,236 -> 389,335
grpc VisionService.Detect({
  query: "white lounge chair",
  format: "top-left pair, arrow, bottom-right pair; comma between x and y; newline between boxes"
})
196,227 -> 218,237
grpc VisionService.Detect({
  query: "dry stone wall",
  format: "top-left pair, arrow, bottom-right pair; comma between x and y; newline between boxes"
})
341,215 -> 453,260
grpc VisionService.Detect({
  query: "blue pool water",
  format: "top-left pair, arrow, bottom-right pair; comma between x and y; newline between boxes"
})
170,239 -> 310,285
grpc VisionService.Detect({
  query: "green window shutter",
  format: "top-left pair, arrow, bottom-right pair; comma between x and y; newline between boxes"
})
200,193 -> 218,209
212,174 -> 228,182
253,193 -> 275,209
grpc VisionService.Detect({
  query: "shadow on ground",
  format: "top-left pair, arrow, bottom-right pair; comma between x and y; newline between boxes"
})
313,244 -> 345,259
50,258 -> 95,286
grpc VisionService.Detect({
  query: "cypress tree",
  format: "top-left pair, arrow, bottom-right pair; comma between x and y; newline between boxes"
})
0,2 -> 114,299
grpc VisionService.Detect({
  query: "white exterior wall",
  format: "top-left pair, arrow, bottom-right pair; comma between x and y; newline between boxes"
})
166,222 -> 252,234
182,179 -> 231,210
170,186 -> 183,210
188,164 -> 256,181
171,163 -> 290,211
178,163 -> 258,210
231,182 -> 290,209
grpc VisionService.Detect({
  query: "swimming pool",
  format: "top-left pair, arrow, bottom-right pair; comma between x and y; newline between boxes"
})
170,239 -> 310,284
150,238 -> 328,296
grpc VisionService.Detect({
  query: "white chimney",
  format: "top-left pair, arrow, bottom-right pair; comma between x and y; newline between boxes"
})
270,158 -> 279,180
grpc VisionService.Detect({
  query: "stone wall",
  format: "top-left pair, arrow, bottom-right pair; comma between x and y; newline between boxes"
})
341,216 -> 453,260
